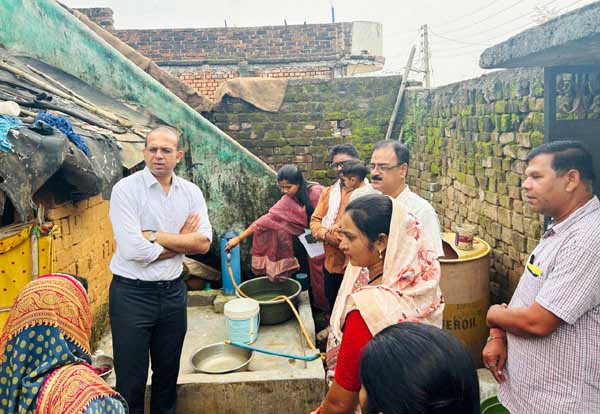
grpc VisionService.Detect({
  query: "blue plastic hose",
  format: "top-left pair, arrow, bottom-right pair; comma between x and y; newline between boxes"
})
226,340 -> 321,361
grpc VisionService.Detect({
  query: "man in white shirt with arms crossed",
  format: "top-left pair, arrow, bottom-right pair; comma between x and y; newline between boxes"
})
109,126 -> 212,414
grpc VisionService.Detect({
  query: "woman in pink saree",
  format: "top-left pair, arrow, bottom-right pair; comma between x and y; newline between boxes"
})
225,164 -> 329,311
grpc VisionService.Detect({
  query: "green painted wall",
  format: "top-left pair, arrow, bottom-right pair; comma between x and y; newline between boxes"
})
0,0 -> 279,241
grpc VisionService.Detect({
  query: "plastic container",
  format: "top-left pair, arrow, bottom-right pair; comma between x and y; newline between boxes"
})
220,230 -> 241,295
439,232 -> 491,368
454,223 -> 476,250
224,298 -> 260,344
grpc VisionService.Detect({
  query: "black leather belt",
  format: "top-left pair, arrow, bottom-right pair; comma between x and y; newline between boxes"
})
113,274 -> 183,289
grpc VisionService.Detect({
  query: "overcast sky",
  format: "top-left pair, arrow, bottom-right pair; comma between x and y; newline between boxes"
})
63,0 -> 597,86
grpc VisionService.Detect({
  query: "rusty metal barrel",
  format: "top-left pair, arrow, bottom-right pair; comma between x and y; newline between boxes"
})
439,232 -> 491,367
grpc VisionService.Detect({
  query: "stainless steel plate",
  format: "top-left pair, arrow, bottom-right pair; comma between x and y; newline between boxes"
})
190,343 -> 253,374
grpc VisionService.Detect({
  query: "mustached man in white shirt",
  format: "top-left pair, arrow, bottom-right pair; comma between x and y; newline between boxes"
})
109,126 -> 212,414
369,140 -> 444,257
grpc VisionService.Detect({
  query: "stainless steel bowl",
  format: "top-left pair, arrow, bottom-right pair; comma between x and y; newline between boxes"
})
92,354 -> 114,380
190,343 -> 253,374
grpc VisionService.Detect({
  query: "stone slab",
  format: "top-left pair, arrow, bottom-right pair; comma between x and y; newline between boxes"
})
96,291 -> 326,414
480,2 -> 600,69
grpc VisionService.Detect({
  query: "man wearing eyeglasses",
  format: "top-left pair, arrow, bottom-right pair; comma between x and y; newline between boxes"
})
369,140 -> 443,256
310,143 -> 362,311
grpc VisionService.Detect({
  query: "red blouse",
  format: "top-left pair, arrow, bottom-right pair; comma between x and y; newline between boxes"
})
333,310 -> 373,392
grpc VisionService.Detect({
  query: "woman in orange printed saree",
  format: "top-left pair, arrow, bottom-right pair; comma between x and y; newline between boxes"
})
0,274 -> 127,414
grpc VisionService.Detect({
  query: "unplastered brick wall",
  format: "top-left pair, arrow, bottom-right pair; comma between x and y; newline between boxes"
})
113,23 -> 353,99
46,194 -> 115,347
76,7 -> 114,31
76,8 -> 383,99
111,23 -> 352,63
206,76 -> 404,181
173,68 -> 240,101
166,65 -> 334,101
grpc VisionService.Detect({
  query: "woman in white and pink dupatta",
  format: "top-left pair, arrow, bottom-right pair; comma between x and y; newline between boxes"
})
225,164 -> 329,311
315,194 -> 444,414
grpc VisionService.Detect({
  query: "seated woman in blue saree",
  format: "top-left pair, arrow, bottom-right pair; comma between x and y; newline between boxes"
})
0,273 -> 127,414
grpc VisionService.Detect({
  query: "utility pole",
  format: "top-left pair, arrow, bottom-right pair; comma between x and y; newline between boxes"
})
421,24 -> 431,88
331,1 -> 335,23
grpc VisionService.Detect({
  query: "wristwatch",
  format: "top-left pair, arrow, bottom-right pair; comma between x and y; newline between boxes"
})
148,231 -> 157,243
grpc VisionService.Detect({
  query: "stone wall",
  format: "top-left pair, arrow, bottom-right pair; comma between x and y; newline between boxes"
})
402,69 -> 546,302
206,76 -> 404,182
404,68 -> 600,302
46,194 -> 115,346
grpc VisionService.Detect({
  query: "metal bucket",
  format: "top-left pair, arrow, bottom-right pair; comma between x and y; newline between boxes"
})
237,276 -> 301,325
190,343 -> 253,374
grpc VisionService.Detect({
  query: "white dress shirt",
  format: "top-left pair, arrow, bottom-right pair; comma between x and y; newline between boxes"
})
395,185 -> 444,257
109,167 -> 212,281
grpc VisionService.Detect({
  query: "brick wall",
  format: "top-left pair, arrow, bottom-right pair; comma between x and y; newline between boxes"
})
46,194 -> 115,347
76,8 -> 383,99
111,22 -> 365,99
174,68 -> 240,101
111,23 -> 353,63
76,7 -> 114,31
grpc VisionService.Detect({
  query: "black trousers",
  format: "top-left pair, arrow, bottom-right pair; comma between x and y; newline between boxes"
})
109,276 -> 187,414
323,267 -> 344,310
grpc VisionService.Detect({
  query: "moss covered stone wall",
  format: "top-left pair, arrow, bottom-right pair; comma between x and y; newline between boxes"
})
207,76 -> 403,183
404,68 -> 546,302
406,68 -> 600,302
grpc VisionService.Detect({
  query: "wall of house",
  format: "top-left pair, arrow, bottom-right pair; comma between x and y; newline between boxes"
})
111,23 -> 354,63
46,194 -> 115,346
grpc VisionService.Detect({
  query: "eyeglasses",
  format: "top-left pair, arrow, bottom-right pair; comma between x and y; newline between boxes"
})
368,163 -> 404,172
329,160 -> 350,169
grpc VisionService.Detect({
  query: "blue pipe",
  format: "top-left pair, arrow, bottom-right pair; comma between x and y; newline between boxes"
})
226,340 -> 321,361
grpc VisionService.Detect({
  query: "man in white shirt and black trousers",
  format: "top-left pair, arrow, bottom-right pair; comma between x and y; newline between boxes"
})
369,140 -> 444,257
109,126 -> 212,414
